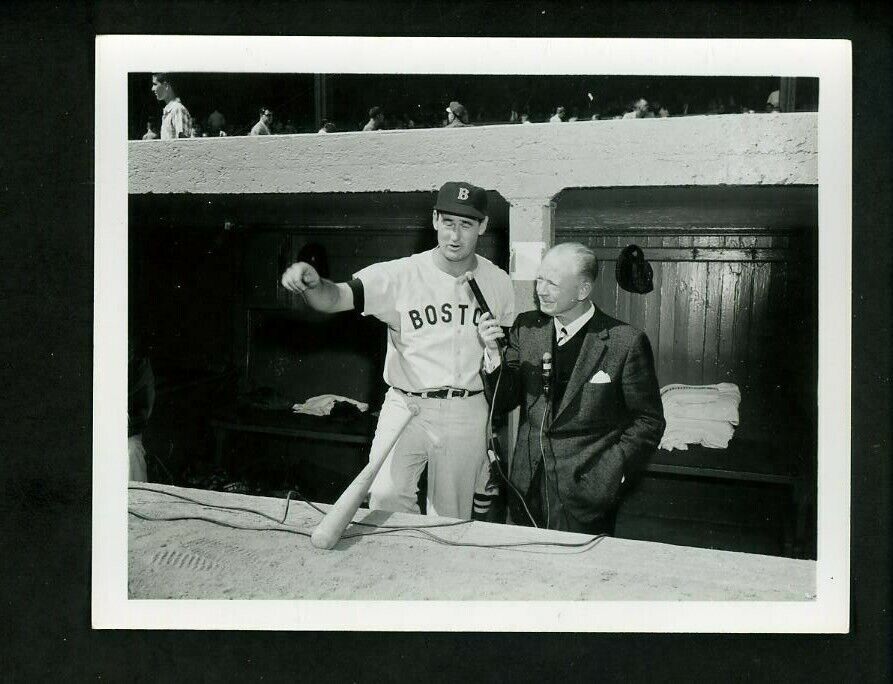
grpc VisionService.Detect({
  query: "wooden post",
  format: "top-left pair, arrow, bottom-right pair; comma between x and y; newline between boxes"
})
504,196 -> 554,458
779,77 -> 797,113
313,74 -> 328,131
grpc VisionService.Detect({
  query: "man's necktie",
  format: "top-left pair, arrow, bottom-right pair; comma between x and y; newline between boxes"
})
556,326 -> 568,346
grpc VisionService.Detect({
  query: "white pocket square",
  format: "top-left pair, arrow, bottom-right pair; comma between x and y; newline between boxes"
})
590,370 -> 611,384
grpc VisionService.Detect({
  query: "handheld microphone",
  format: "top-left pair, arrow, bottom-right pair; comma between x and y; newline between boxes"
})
465,271 -> 506,352
542,352 -> 552,398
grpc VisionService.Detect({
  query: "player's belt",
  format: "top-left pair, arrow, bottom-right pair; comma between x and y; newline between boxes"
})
396,387 -> 483,399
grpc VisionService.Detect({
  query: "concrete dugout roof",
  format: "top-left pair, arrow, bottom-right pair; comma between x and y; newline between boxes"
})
129,113 -> 817,200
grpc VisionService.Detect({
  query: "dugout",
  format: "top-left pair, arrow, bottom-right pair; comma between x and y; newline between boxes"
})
129,190 -> 510,502
552,185 -> 818,558
128,112 -> 818,556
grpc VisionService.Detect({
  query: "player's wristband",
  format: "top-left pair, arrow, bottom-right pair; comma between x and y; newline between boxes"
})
346,278 -> 365,312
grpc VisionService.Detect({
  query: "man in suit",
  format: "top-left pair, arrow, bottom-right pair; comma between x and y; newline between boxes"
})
477,242 -> 665,534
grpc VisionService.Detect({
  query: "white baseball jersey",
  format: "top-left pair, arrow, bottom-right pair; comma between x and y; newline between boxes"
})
354,249 -> 515,392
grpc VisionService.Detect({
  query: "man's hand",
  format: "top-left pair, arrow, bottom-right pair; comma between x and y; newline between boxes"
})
477,312 -> 504,351
281,262 -> 320,293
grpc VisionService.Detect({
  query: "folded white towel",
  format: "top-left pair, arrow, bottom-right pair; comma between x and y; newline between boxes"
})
292,394 -> 369,417
661,383 -> 740,421
658,383 -> 741,450
659,417 -> 736,451
661,382 -> 741,405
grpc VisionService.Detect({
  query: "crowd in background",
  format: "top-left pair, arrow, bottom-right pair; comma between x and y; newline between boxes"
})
141,73 -> 787,141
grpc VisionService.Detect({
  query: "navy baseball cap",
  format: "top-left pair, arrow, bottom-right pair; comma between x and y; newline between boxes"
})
615,243 -> 654,294
434,181 -> 488,221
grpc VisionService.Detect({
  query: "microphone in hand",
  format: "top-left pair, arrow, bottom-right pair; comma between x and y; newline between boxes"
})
466,271 -> 506,352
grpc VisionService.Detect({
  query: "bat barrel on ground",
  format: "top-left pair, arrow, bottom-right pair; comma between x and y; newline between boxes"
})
311,402 -> 420,550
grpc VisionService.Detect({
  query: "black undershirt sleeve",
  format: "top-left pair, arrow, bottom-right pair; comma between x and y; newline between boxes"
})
346,278 -> 365,313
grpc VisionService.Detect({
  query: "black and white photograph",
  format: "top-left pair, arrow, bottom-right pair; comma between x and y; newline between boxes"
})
93,36 -> 851,631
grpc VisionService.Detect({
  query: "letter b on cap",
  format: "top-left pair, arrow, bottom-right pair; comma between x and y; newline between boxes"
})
457,187 -> 469,200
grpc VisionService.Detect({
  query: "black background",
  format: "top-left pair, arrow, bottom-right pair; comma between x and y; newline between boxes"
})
0,1 -> 889,681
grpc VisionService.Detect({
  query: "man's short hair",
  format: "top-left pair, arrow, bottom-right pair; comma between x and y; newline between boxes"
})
369,106 -> 383,119
260,107 -> 272,117
553,242 -> 598,282
152,72 -> 176,90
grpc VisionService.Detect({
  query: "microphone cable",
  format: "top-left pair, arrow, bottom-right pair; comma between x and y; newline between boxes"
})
484,334 -> 539,529
539,352 -> 566,522
538,397 -> 551,530
127,484 -> 605,552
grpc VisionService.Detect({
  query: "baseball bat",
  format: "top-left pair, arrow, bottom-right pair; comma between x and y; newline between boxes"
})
311,402 -> 420,550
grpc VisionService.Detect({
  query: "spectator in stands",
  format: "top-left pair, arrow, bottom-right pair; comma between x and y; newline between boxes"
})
151,72 -> 192,139
190,118 -> 204,138
520,112 -> 532,124
568,107 -> 580,122
207,109 -> 226,137
318,119 -> 336,133
282,118 -> 298,134
445,100 -> 470,128
658,106 -> 670,118
766,89 -> 780,113
363,106 -> 385,131
549,105 -> 566,123
142,120 -> 158,140
250,107 -> 273,136
622,98 -> 651,119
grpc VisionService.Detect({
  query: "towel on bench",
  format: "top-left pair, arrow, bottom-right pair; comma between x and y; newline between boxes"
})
292,394 -> 369,417
659,383 -> 741,451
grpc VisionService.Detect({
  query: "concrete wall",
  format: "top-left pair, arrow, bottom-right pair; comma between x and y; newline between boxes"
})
130,113 -> 817,308
130,113 -> 817,200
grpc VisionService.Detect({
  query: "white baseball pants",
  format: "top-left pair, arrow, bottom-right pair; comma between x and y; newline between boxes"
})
368,388 -> 490,520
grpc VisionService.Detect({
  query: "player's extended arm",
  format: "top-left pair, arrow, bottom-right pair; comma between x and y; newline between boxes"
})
280,262 -> 355,313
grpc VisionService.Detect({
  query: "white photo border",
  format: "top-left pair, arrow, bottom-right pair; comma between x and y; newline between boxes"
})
94,36 -> 851,632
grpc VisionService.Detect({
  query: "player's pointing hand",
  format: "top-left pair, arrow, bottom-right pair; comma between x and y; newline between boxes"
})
477,312 -> 504,351
281,262 -> 320,293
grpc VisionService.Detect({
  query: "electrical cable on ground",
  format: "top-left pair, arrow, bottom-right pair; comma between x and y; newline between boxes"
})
129,483 -> 469,529
127,484 -> 605,552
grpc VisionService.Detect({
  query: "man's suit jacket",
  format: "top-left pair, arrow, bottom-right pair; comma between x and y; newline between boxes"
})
482,306 -> 665,530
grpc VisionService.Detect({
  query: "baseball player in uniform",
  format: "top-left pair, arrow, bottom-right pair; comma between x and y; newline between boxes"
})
281,182 -> 515,519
